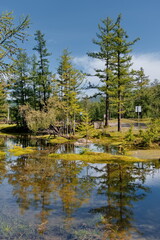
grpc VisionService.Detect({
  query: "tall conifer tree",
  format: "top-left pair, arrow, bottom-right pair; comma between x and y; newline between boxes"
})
33,30 -> 51,109
57,49 -> 84,134
88,17 -> 116,127
112,15 -> 139,131
10,50 -> 30,106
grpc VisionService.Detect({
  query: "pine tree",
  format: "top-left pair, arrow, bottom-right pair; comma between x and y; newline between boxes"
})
88,17 -> 116,127
10,50 -> 30,106
8,50 -> 30,126
111,15 -> 139,131
33,30 -> 51,109
29,54 -> 39,110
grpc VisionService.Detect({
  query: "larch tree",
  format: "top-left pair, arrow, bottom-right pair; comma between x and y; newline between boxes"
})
0,11 -> 29,121
57,49 -> 84,135
0,11 -> 30,73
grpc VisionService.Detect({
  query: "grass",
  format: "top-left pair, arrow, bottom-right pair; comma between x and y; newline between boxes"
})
9,146 -> 36,156
48,151 -> 146,163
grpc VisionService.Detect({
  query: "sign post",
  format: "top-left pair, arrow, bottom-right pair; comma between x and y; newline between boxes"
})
135,106 -> 142,128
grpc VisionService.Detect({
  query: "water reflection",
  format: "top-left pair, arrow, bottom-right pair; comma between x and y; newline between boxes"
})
7,154 -> 94,235
0,136 -> 160,239
89,162 -> 152,239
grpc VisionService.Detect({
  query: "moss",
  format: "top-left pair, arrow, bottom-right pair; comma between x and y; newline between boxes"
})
0,151 -> 6,158
49,136 -> 71,144
48,152 -> 145,163
0,124 -> 16,130
0,124 -> 24,135
9,146 -> 36,156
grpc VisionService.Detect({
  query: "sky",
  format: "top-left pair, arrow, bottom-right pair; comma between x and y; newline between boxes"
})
1,0 -> 160,81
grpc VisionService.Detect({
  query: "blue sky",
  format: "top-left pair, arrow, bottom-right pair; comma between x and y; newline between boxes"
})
1,0 -> 160,80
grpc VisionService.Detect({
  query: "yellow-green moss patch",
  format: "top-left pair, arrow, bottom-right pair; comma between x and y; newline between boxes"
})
49,137 -> 71,144
9,146 -> 36,156
0,151 -> 6,158
48,152 -> 145,163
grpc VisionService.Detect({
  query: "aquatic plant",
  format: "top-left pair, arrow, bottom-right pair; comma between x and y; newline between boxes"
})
9,146 -> 36,156
48,152 -> 145,163
79,147 -> 92,155
0,151 -> 6,158
49,136 -> 71,144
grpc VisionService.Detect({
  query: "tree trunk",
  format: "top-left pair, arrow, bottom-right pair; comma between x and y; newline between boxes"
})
105,94 -> 109,127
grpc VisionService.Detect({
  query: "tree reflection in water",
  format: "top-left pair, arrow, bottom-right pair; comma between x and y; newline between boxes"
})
7,153 -> 95,234
89,161 -> 158,239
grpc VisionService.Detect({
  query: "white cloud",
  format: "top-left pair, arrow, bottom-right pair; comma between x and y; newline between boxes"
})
73,56 -> 105,75
73,53 -> 160,82
132,53 -> 160,81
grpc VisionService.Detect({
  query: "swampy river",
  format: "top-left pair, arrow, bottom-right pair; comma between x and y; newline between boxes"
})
0,135 -> 160,240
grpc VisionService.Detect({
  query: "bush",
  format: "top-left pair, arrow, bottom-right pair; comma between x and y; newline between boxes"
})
137,119 -> 160,147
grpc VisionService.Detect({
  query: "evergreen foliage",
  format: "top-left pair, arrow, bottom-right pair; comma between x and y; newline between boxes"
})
0,11 -> 30,72
88,17 -> 116,127
88,15 -> 139,131
33,30 -> 52,109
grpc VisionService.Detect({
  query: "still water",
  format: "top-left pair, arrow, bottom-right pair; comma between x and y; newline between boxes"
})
0,135 -> 160,240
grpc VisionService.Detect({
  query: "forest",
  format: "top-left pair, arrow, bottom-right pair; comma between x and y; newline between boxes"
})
0,12 -> 160,135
